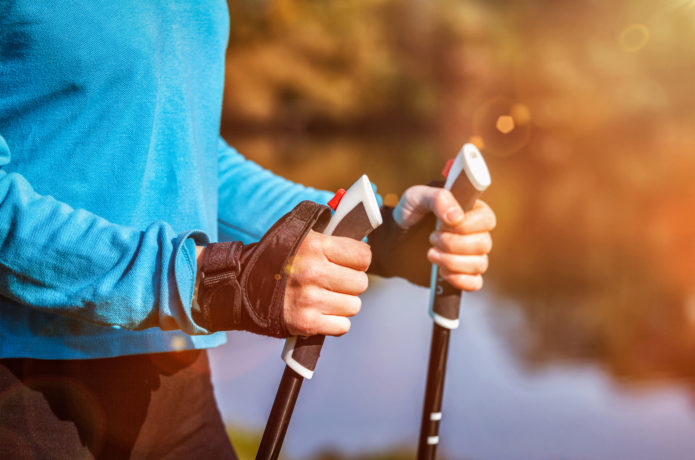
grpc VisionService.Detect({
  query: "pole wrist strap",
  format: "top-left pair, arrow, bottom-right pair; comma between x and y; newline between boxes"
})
194,201 -> 332,337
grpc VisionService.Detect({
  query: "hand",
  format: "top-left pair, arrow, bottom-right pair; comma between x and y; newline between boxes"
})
283,230 -> 372,337
393,185 -> 496,291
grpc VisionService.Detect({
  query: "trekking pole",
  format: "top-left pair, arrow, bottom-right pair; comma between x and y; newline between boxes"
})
418,144 -> 491,460
257,175 -> 383,460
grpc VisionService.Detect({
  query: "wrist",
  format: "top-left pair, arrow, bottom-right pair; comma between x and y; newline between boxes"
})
195,245 -> 205,265
191,245 -> 206,310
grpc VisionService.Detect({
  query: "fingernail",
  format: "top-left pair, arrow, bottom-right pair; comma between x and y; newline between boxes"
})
427,248 -> 440,263
429,232 -> 438,245
446,208 -> 464,223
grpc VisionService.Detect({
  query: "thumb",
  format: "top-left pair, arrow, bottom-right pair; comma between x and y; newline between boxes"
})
392,185 -> 464,229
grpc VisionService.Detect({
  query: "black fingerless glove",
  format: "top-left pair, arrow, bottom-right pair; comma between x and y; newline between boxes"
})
193,201 -> 332,338
368,181 -> 444,287
367,206 -> 435,287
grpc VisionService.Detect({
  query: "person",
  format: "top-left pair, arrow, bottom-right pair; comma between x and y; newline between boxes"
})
0,2 -> 496,458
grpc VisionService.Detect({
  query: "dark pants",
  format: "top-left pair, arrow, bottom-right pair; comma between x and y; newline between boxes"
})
0,350 -> 237,459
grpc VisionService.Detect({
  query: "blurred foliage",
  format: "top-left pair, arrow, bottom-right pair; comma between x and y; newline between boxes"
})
222,0 -> 695,393
227,426 -> 267,460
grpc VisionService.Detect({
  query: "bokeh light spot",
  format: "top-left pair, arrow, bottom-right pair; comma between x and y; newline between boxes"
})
284,256 -> 300,275
496,115 -> 515,134
170,335 -> 186,351
383,193 -> 399,207
469,136 -> 485,149
510,103 -> 531,125
619,24 -> 649,52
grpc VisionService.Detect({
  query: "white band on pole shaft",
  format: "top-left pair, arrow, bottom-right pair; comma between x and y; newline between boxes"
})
282,175 -> 382,379
419,144 -> 491,460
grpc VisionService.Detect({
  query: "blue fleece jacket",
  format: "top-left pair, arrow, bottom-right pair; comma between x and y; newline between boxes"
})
0,1 -> 332,358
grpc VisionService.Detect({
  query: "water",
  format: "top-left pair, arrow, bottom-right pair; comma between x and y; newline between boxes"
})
214,2 -> 695,455
209,277 -> 695,459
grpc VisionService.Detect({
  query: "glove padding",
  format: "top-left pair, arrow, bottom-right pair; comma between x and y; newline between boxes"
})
367,206 -> 435,287
368,180 -> 444,287
194,201 -> 332,337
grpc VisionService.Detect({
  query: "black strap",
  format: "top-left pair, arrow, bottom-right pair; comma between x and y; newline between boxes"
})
193,201 -> 332,337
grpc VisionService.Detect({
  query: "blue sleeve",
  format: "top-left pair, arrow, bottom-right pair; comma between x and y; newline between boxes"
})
217,137 -> 333,243
0,135 -> 212,335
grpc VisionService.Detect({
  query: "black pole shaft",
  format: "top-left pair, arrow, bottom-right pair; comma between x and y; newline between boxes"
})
256,367 -> 304,460
417,324 -> 451,460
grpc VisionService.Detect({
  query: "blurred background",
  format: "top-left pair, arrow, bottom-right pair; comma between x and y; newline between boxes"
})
211,0 -> 695,458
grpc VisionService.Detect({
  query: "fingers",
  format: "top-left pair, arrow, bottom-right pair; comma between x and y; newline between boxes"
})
286,310 -> 353,337
316,289 -> 362,317
436,269 -> 484,292
393,185 -> 464,228
439,200 -> 496,234
285,288 -> 360,337
427,249 -> 489,275
321,234 -> 372,271
429,231 -> 493,255
427,188 -> 465,226
285,230 -> 371,337
293,232 -> 370,294
321,265 -> 369,295
315,316 -> 352,337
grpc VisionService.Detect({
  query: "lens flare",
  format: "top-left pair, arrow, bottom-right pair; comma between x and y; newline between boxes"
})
619,24 -> 649,52
473,98 -> 532,157
510,103 -> 531,125
284,256 -> 298,275
496,115 -> 515,134
170,335 -> 186,351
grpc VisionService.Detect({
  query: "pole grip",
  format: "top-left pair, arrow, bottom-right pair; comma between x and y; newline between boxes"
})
429,189 -> 480,327
282,175 -> 382,379
429,144 -> 489,329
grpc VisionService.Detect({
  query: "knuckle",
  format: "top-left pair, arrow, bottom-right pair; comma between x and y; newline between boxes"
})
435,189 -> 451,207
437,252 -> 453,270
438,233 -> 454,252
302,286 -> 322,305
296,264 -> 319,285
295,309 -> 318,336
306,233 -> 324,254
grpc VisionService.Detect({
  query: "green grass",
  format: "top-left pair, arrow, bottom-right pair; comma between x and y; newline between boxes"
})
227,425 -> 451,460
